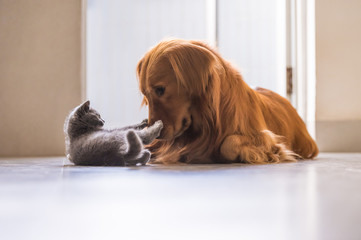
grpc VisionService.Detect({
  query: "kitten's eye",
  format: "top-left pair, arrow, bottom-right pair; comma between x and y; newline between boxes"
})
155,87 -> 165,97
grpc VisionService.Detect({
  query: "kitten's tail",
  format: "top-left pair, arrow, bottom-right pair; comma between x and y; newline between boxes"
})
124,130 -> 143,159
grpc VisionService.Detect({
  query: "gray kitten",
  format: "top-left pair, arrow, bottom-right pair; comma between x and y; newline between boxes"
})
64,100 -> 163,166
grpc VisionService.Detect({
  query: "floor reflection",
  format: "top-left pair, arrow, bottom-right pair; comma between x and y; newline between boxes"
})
0,153 -> 360,240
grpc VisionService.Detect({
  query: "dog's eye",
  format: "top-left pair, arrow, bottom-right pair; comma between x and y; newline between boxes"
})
155,87 -> 165,97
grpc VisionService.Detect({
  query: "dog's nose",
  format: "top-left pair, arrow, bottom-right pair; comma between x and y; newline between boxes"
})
182,118 -> 187,127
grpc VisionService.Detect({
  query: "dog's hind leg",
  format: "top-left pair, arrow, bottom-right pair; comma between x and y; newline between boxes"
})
220,132 -> 299,164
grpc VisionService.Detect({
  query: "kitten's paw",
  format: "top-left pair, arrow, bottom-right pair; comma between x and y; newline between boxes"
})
139,119 -> 148,129
152,120 -> 163,138
137,120 -> 163,145
124,150 -> 151,166
138,150 -> 151,165
154,120 -> 163,127
149,120 -> 163,138
133,119 -> 148,130
124,130 -> 143,158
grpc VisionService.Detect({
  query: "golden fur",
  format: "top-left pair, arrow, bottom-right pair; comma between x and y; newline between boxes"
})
137,39 -> 318,164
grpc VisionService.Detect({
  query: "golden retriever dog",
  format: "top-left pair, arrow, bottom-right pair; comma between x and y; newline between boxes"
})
137,39 -> 318,164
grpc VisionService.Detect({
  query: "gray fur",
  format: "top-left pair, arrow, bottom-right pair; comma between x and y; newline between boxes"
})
64,100 -> 163,166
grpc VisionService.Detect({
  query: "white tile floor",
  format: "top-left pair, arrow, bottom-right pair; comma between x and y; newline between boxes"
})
0,153 -> 361,240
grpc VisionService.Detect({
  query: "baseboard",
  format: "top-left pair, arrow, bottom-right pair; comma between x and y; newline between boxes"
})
316,120 -> 361,152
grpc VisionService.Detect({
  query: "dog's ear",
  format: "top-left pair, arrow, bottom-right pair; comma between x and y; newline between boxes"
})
165,42 -> 223,96
136,58 -> 144,79
137,58 -> 149,107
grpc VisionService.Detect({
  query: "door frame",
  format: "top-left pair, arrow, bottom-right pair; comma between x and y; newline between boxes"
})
287,0 -> 316,138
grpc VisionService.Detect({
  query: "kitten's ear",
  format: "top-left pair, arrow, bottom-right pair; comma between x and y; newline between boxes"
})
80,100 -> 90,112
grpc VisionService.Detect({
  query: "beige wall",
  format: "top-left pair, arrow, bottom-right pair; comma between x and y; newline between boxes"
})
0,0 -> 84,156
316,0 -> 361,151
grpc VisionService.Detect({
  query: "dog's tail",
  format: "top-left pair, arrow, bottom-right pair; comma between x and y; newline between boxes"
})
294,128 -> 319,159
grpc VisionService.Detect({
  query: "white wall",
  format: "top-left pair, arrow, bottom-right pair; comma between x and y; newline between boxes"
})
315,0 -> 361,151
0,0 -> 84,156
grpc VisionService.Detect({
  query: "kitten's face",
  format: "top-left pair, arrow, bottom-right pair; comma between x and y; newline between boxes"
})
72,101 -> 105,129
